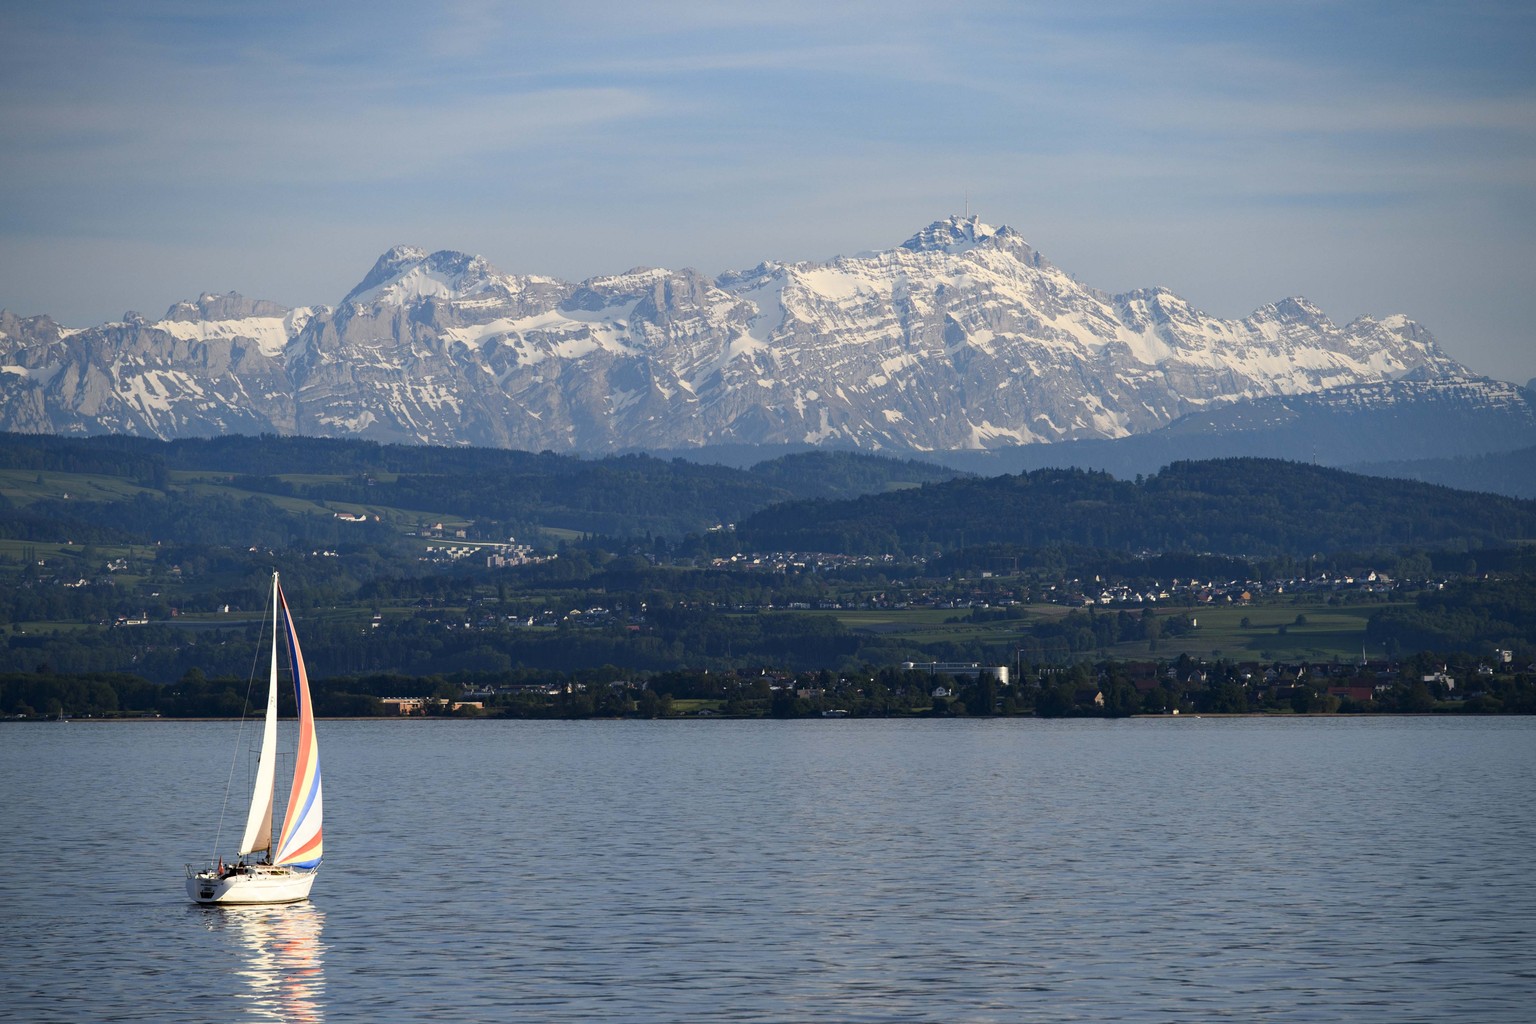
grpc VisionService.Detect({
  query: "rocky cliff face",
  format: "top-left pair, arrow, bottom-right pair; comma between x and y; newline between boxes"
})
0,302 -> 300,438
0,217 -> 1479,452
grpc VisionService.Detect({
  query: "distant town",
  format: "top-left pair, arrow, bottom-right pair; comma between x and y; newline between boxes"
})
2,433 -> 1532,720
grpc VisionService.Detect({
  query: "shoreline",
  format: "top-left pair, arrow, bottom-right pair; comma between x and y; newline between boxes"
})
5,710 -> 1501,724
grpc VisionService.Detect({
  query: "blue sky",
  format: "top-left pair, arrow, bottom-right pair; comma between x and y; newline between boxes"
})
2,0 -> 1533,383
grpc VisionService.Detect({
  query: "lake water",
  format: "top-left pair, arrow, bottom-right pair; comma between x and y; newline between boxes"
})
2,716 -> 1533,1022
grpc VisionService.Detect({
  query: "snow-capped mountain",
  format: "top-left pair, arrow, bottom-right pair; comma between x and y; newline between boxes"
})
0,217 -> 1503,454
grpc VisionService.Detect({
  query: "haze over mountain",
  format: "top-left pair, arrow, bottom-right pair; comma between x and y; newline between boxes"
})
2,217 -> 1527,466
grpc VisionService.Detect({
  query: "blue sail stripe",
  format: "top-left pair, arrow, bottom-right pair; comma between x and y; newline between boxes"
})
273,584 -> 323,868
287,780 -> 320,836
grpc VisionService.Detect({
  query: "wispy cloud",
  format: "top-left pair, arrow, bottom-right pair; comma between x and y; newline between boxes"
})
2,0 -> 1534,381
2,84 -> 669,188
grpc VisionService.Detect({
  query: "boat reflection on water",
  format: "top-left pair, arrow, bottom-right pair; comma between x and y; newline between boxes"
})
203,903 -> 326,1022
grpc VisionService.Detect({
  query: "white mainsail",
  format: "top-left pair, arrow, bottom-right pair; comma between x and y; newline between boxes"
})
236,576 -> 281,857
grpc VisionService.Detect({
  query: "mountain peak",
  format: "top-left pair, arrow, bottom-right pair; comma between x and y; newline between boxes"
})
344,246 -> 428,304
899,216 -> 1043,267
900,215 -> 1002,253
343,247 -> 501,307
1249,296 -> 1332,328
162,291 -> 289,323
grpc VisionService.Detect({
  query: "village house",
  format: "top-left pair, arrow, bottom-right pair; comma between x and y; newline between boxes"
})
379,697 -> 485,715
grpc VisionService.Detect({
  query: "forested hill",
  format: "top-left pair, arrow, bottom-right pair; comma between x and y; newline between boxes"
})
1349,443 -> 1536,501
8,432 -> 1534,560
735,458 -> 1536,558
0,432 -> 960,542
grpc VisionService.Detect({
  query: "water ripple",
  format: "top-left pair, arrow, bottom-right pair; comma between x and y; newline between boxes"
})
2,717 -> 1534,1021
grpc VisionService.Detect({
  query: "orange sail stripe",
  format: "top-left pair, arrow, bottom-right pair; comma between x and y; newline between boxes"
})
283,833 -> 324,863
274,583 -> 323,867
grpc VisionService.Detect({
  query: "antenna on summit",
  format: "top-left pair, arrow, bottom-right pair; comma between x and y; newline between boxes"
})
964,189 -> 970,219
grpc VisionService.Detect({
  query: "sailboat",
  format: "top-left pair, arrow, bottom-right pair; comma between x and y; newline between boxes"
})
187,571 -> 324,905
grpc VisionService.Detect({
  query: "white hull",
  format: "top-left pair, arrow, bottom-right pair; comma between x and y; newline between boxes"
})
187,865 -> 318,905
